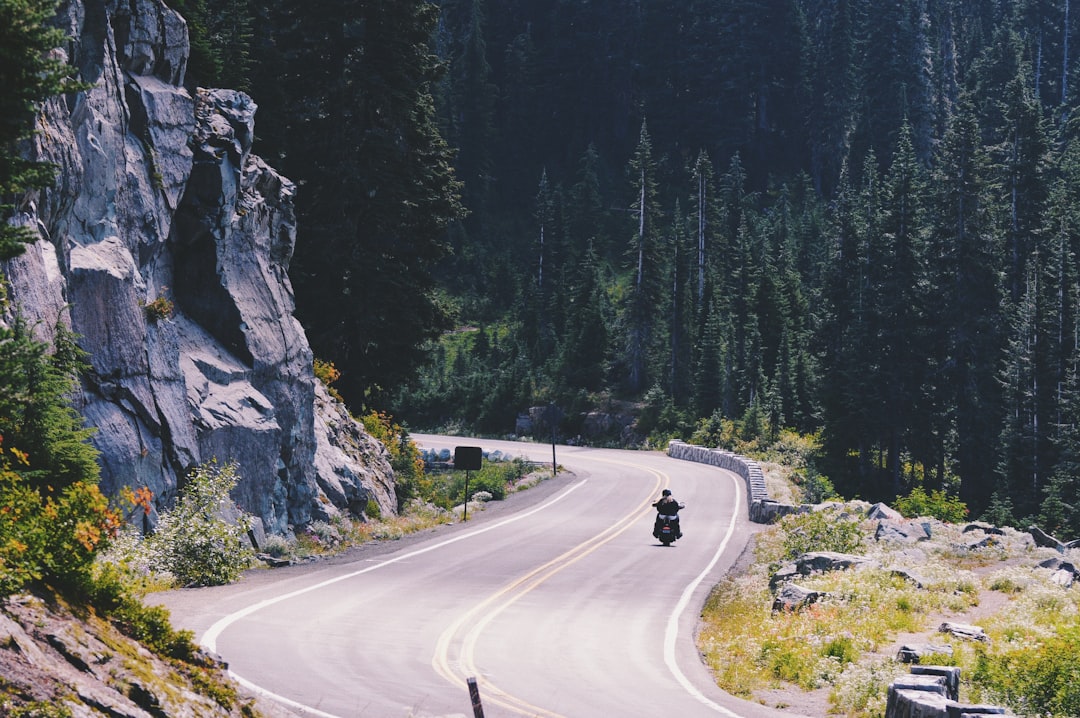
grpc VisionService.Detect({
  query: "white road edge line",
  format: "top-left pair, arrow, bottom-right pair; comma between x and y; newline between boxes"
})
664,466 -> 745,717
200,479 -> 589,717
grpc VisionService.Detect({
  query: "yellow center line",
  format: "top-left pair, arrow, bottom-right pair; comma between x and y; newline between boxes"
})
433,457 -> 670,717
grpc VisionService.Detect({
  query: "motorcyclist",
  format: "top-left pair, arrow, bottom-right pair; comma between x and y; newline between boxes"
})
652,489 -> 683,539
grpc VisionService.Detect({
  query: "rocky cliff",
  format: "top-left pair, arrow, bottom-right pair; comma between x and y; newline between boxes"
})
1,0 -> 397,535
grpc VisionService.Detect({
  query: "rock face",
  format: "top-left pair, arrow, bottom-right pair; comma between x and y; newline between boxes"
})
0,592 -> 255,717
1,0 -> 395,534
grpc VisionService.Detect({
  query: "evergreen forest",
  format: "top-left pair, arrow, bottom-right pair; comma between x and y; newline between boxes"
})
152,1 -> 1080,535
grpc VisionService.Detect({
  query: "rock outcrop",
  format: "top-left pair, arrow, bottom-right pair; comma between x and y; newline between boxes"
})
0,592 -> 256,717
2,0 -> 395,534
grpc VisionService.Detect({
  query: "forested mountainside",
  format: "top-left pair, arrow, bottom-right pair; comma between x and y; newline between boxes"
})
160,1 -> 1080,534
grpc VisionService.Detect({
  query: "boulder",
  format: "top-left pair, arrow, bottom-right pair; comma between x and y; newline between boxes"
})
967,536 -> 1000,550
868,502 -> 904,520
897,644 -> 953,664
1050,569 -> 1074,588
891,568 -> 930,588
877,519 -> 932,543
1028,525 -> 1065,552
885,667 -> 1011,718
771,584 -> 828,612
962,522 -> 1004,536
795,551 -> 878,575
1037,557 -> 1077,573
769,563 -> 801,590
939,622 -> 989,643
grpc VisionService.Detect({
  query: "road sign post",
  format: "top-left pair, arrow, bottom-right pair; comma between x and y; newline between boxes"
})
467,676 -> 485,718
544,403 -> 562,476
454,446 -> 483,522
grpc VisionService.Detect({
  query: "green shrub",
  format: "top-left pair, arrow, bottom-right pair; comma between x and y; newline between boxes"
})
778,510 -> 865,561
361,411 -> 425,512
2,700 -> 74,718
83,562 -> 198,662
823,634 -> 859,665
304,521 -> 343,550
0,461 -> 121,597
799,469 -> 837,504
313,358 -> 343,401
972,624 -> 1080,716
895,486 -> 968,523
141,291 -> 174,322
145,460 -> 255,587
260,534 -> 292,558
688,411 -> 738,449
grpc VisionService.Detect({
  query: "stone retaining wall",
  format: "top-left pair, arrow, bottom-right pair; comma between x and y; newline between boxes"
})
668,440 -> 786,523
669,440 -> 1014,714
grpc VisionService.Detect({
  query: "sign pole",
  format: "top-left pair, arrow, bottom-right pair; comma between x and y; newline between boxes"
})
547,402 -> 558,476
454,446 -> 483,524
463,469 -> 470,522
467,676 -> 485,718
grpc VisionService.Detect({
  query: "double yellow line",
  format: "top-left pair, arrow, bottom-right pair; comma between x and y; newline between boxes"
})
432,458 -> 670,717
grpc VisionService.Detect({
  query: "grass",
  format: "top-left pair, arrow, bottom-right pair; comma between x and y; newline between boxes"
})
100,459 -> 550,578
698,503 -> 1080,716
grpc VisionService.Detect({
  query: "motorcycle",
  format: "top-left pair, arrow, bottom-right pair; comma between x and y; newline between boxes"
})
653,504 -> 685,546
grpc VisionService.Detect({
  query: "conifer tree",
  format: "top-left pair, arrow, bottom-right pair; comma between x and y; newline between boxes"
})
690,150 -> 721,311
256,0 -> 465,407
927,99 -> 1003,514
995,62 -> 1051,305
693,296 -> 727,418
668,200 -> 696,405
820,160 -> 875,495
803,0 -> 858,194
622,120 -> 664,393
852,0 -> 936,165
437,0 -> 497,217
557,241 -> 610,394
870,123 -> 929,495
997,261 -> 1049,520
0,0 -> 80,259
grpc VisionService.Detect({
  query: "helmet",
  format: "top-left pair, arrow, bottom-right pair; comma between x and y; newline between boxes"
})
662,489 -> 671,496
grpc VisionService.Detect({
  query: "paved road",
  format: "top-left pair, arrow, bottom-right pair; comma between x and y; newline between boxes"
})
154,437 -> 804,718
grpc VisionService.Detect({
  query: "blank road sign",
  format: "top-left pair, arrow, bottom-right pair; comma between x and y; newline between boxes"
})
454,446 -> 483,471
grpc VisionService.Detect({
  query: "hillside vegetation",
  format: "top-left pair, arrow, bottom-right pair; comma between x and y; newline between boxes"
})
705,500 -> 1080,717
156,0 -> 1080,539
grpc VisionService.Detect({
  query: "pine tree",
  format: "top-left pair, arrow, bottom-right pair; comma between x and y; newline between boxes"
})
995,60 -> 1051,305
557,241 -> 610,393
997,263 -> 1043,518
0,317 -> 98,493
693,296 -> 727,418
802,0 -> 859,195
668,199 -> 696,405
437,0 -> 497,217
869,123 -> 929,495
927,99 -> 1003,515
690,150 -> 722,311
852,0 -> 936,167
622,120 -> 664,393
256,0 -> 466,407
0,0 -> 81,259
820,159 -> 875,497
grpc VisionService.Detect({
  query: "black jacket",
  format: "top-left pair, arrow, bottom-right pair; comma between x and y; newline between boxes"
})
653,496 -> 681,515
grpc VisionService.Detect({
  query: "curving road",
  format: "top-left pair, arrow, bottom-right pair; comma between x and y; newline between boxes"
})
154,438 -> 805,718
